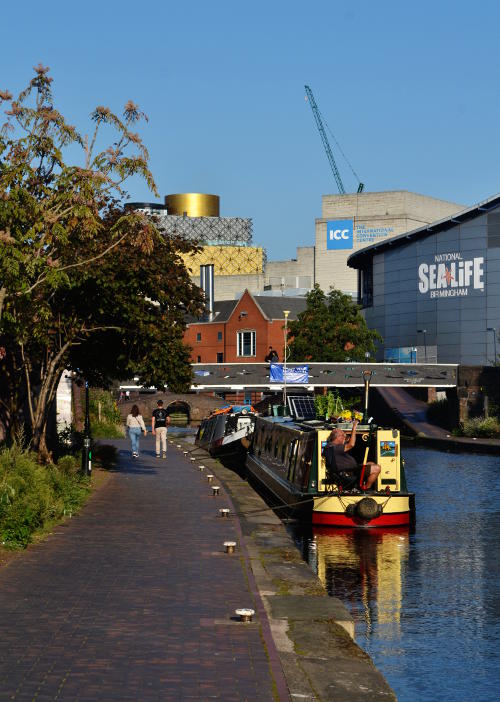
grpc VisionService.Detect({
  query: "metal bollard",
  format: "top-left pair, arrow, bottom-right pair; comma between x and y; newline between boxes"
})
219,508 -> 230,518
235,608 -> 255,622
224,541 -> 236,554
212,486 -> 220,496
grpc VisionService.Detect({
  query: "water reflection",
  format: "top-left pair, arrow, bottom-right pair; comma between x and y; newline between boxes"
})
288,448 -> 500,702
295,527 -> 409,644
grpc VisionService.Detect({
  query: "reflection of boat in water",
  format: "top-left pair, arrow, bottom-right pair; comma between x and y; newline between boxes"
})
246,372 -> 415,528
306,528 -> 410,636
195,405 -> 256,458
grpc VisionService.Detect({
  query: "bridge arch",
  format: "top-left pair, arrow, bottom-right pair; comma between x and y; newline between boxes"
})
166,400 -> 191,425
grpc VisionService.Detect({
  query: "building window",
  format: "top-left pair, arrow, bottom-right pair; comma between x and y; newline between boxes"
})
217,331 -> 223,341
217,352 -> 224,363
358,262 -> 373,308
196,332 -> 201,342
237,330 -> 256,357
244,391 -> 252,405
197,355 -> 201,363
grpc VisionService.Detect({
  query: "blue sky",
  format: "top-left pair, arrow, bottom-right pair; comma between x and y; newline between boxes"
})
2,0 -> 499,259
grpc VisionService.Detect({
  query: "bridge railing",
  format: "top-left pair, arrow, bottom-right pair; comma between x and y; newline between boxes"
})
191,362 -> 458,390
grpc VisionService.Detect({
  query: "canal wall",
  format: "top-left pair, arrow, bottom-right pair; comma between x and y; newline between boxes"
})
183,440 -> 397,701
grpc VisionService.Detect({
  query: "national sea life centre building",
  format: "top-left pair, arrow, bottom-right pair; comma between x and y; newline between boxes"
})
347,193 -> 500,365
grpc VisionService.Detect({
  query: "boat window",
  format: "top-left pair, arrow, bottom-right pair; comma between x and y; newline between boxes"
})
294,436 -> 315,489
287,439 -> 298,482
273,430 -> 280,459
280,439 -> 286,463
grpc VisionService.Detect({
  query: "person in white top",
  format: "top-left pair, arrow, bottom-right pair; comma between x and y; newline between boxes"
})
126,404 -> 147,457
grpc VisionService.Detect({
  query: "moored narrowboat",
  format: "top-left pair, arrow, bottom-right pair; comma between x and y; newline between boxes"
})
246,415 -> 414,527
195,405 -> 256,458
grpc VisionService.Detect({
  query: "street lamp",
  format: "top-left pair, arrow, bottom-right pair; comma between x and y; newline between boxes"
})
81,380 -> 92,477
487,327 -> 497,366
417,329 -> 427,363
283,310 -> 290,410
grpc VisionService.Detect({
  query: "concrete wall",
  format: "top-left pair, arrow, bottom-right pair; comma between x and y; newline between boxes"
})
315,191 -> 463,296
191,273 -> 265,301
265,246 -> 315,290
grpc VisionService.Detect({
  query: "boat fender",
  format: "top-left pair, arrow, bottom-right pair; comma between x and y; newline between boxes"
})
356,497 -> 382,521
241,409 -> 248,414
345,503 -> 357,517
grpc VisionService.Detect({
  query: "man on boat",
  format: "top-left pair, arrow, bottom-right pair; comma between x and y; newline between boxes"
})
323,420 -> 381,490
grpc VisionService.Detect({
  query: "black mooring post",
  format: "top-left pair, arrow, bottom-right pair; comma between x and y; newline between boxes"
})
81,380 -> 92,477
362,370 -> 372,424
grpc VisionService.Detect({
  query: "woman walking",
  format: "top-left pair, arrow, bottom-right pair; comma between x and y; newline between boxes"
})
126,404 -> 147,458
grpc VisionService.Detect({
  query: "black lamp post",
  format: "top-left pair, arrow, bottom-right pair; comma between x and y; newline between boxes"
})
487,327 -> 497,366
417,329 -> 427,363
81,380 -> 92,477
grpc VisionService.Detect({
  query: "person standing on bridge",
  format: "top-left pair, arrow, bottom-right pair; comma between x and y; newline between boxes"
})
152,399 -> 171,458
265,346 -> 279,363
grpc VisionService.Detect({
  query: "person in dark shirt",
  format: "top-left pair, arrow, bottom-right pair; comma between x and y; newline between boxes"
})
151,400 -> 171,458
323,420 -> 381,489
264,347 -> 279,363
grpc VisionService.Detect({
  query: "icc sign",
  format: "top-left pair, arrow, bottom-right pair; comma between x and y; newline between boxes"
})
327,219 -> 353,250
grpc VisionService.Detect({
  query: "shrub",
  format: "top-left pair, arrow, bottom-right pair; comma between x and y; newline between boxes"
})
89,389 -> 124,438
0,446 -> 90,549
460,416 -> 500,438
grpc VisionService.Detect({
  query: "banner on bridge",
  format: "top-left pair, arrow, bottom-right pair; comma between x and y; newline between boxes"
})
270,363 -> 309,384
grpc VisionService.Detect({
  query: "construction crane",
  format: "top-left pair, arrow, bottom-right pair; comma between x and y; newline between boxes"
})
304,84 -> 364,194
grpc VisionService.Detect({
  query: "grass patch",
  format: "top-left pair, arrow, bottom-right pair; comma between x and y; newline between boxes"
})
89,389 -> 124,438
0,446 -> 91,549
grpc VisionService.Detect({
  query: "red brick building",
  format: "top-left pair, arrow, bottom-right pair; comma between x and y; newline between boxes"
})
184,290 -> 306,365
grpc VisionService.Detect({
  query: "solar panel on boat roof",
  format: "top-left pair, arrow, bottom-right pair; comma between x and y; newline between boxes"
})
288,396 -> 316,420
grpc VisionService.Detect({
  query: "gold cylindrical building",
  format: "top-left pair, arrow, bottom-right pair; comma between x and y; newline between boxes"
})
165,193 -> 220,218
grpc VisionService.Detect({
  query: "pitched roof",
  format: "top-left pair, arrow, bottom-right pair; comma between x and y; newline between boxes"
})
347,192 -> 500,268
186,291 -> 307,325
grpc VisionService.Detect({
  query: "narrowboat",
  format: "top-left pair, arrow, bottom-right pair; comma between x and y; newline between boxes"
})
195,405 -> 256,458
246,375 -> 415,528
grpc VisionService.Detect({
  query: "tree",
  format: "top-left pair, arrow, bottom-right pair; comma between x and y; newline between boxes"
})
287,285 -> 381,362
0,66 -> 203,460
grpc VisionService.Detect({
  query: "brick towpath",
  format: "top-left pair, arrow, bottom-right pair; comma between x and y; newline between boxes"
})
0,438 -> 288,701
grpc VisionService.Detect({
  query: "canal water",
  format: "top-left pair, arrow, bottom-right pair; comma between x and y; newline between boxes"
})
288,447 -> 500,702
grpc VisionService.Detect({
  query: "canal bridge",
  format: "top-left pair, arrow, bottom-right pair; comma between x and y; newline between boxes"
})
191,362 -> 458,391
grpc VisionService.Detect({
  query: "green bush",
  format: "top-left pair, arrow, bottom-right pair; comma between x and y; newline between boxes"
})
88,389 -> 124,438
460,416 -> 500,438
0,447 -> 90,549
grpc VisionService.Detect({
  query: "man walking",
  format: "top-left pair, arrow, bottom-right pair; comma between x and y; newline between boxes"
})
151,400 -> 171,458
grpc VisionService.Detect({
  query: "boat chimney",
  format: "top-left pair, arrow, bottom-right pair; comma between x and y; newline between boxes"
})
200,263 -> 215,320
362,370 -> 372,423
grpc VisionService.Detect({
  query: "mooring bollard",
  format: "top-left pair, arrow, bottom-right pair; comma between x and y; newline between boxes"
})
198,465 -> 205,471
176,444 -> 181,448
219,508 -> 230,518
190,457 -> 195,462
206,474 -> 214,483
224,541 -> 236,554
235,608 -> 255,622
212,486 -> 220,496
